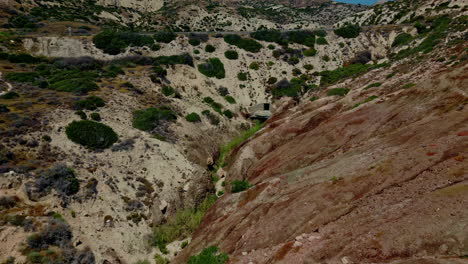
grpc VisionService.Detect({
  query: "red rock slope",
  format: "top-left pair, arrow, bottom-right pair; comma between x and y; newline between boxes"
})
175,51 -> 468,263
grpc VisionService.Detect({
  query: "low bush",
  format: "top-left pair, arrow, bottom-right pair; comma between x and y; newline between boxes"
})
153,53 -> 194,67
316,37 -> 328,45
198,58 -> 225,79
93,30 -> 155,55
353,95 -> 378,108
161,85 -> 174,96
4,72 -> 39,83
0,53 -> 43,64
0,104 -> 9,113
132,107 -> 177,131
267,77 -> 277,85
74,96 -> 105,110
249,62 -> 260,70
334,24 -> 361,38
0,91 -> 19,99
188,38 -> 201,46
203,97 -> 223,113
231,180 -> 252,193
392,33 -> 413,47
364,82 -> 382,89
104,65 -> 124,77
224,50 -> 238,60
402,83 -> 416,89
75,110 -> 87,120
224,34 -> 262,53
185,113 -> 201,123
154,32 -> 177,43
90,113 -> 101,121
319,63 -> 384,86
303,48 -> 317,57
26,164 -> 80,202
271,79 -> 301,98
205,44 -> 216,53
187,246 -> 228,264
326,88 -> 350,96
65,120 -> 118,149
50,79 -> 99,94
237,71 -> 248,81
27,219 -> 72,250
224,96 -> 236,104
223,110 -> 233,119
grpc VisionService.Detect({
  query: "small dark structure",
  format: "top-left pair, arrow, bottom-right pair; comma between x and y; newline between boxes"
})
249,103 -> 271,120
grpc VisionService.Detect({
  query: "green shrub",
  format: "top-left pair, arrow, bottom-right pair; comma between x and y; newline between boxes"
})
303,48 -> 317,57
205,44 -> 216,53
326,88 -> 350,96
334,24 -> 361,38
353,95 -> 378,108
198,58 -> 225,79
26,251 -> 44,263
9,14 -> 36,29
134,261 -> 150,264
267,77 -> 277,85
65,120 -> 118,149
392,33 -> 412,47
154,254 -> 169,264
223,110 -> 233,119
224,50 -> 238,60
74,96 -> 105,110
181,241 -> 189,249
316,37 -> 328,45
271,79 -> 301,98
4,72 -> 39,83
237,71 -> 248,81
185,113 -> 201,123
364,82 -> 382,89
104,65 -> 124,77
224,96 -> 236,104
154,32 -> 177,43
267,44 -> 275,50
203,97 -> 223,113
154,53 -> 193,66
304,64 -> 314,71
1,53 -> 42,64
161,85 -> 174,96
93,30 -> 155,55
249,62 -> 260,70
188,38 -> 201,46
193,49 -> 200,54
322,55 -> 330,62
231,180 -> 252,193
402,83 -> 416,89
90,112 -> 101,121
132,107 -> 177,131
224,34 -> 262,53
187,246 -> 228,264
250,30 -> 283,44
0,91 -> 19,99
75,110 -> 87,120
50,78 -> 98,94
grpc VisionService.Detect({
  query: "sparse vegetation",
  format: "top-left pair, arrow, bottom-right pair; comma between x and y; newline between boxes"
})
152,195 -> 217,253
365,82 -> 382,89
303,48 -> 317,57
187,246 -> 228,264
249,62 -> 260,70
353,95 -> 378,108
326,88 -> 350,97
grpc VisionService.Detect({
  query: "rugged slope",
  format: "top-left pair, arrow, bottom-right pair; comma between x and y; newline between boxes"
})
175,46 -> 468,264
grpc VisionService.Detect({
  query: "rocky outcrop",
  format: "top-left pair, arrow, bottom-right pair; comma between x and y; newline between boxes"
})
175,55 -> 468,263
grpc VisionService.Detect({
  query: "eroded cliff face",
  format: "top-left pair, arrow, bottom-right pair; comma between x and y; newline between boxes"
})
175,48 -> 468,263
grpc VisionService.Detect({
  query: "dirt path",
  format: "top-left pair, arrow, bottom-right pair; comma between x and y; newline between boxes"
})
0,72 -> 13,96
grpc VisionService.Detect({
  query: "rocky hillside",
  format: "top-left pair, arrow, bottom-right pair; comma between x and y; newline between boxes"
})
0,0 -> 467,263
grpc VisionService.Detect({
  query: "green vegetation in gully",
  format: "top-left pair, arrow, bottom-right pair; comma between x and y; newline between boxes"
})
187,246 -> 228,264
152,195 -> 217,253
